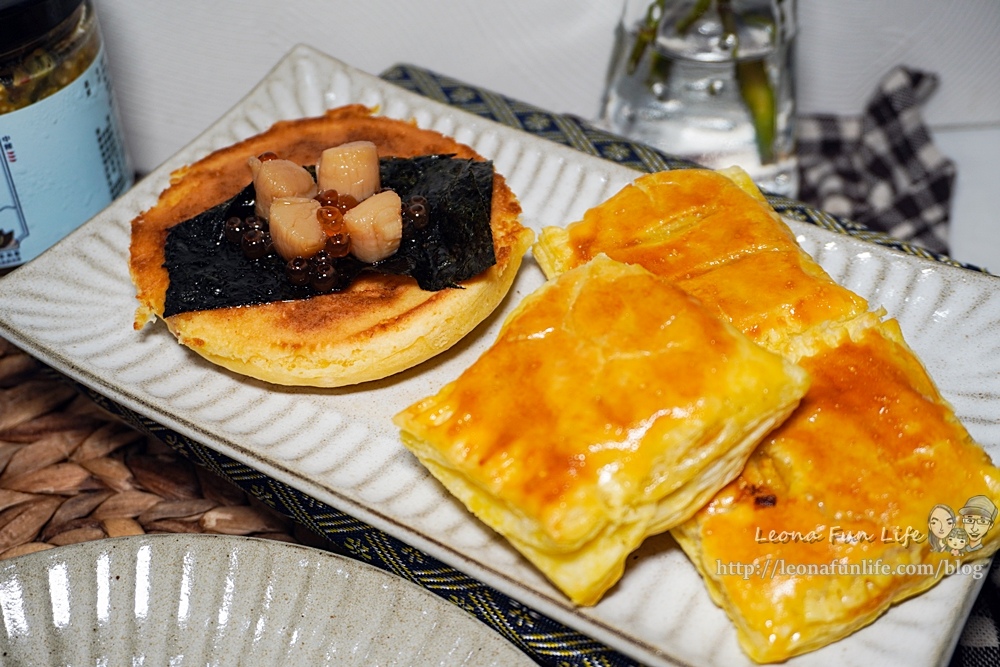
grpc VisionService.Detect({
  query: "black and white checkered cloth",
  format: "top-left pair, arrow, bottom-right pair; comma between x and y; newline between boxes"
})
797,66 -> 957,255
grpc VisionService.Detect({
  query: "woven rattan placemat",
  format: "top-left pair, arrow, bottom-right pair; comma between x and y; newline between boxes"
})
0,337 -> 334,560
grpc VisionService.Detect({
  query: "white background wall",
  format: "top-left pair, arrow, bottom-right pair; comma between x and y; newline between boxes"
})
93,0 -> 1000,269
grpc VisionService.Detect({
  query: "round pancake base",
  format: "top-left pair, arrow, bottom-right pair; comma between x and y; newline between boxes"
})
129,105 -> 533,387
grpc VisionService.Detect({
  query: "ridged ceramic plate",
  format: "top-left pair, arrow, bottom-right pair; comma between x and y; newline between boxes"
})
0,534 -> 532,665
0,45 -> 997,666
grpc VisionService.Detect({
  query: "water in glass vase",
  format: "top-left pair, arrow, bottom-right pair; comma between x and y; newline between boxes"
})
599,0 -> 798,197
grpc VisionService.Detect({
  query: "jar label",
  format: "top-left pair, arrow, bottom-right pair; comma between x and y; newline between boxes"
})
0,44 -> 133,269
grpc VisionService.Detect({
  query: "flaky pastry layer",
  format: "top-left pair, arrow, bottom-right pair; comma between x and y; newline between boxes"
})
534,167 -> 1000,661
395,254 -> 809,605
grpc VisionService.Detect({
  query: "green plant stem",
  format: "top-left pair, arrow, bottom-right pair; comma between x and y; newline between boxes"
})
627,0 -> 713,91
718,0 -> 777,164
676,0 -> 711,33
626,0 -> 667,75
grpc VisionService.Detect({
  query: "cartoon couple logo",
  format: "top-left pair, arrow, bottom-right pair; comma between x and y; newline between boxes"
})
927,495 -> 998,556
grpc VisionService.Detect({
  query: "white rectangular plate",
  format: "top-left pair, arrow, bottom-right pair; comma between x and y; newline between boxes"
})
1,45 -> 997,667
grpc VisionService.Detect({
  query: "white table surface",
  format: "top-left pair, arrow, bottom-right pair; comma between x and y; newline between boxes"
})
93,0 -> 1000,271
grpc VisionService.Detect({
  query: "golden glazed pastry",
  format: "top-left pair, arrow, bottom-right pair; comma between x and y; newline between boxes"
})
534,167 -> 869,355
535,167 -> 1000,662
129,105 -> 534,387
394,254 -> 809,605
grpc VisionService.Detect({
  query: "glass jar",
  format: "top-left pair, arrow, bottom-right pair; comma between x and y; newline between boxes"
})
598,0 -> 798,196
0,0 -> 133,272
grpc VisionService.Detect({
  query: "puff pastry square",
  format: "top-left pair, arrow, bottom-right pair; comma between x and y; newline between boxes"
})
535,167 -> 869,354
673,312 -> 1000,662
535,167 -> 1000,661
394,254 -> 809,605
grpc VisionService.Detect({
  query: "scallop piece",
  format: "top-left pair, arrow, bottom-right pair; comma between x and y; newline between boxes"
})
342,190 -> 403,263
248,156 -> 318,220
269,197 -> 327,261
316,141 -> 381,202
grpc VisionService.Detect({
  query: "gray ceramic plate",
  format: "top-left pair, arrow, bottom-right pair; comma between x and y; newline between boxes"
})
0,534 -> 533,665
0,45 -> 997,666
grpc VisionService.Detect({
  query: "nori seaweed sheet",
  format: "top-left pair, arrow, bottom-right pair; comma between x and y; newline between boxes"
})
162,155 -> 496,317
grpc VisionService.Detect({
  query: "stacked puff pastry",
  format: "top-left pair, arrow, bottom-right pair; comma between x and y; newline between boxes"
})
394,254 -> 809,606
534,167 -> 1000,662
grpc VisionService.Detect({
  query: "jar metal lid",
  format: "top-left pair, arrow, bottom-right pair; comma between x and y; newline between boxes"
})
0,0 -> 84,55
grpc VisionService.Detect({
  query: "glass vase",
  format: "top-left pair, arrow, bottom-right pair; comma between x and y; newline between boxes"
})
598,0 -> 798,196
